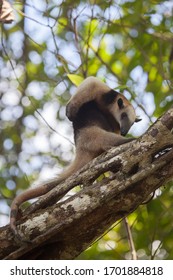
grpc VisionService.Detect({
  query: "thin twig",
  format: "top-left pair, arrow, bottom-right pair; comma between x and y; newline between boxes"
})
123,217 -> 137,260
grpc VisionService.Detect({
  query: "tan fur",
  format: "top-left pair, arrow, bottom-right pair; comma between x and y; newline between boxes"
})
10,76 -> 140,238
66,77 -> 110,119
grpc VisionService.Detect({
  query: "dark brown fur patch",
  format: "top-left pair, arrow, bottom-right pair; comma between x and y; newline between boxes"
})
102,90 -> 119,105
73,100 -> 119,141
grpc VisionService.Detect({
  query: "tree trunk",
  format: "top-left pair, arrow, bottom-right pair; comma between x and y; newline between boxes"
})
0,108 -> 173,260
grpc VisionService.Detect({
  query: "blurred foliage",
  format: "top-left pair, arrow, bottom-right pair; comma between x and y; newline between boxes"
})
0,0 -> 173,259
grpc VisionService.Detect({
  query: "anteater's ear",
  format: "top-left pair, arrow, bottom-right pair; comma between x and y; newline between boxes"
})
135,117 -> 142,122
102,90 -> 119,105
117,98 -> 124,109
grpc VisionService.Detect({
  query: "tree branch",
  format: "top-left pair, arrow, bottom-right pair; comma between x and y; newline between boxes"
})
0,108 -> 173,260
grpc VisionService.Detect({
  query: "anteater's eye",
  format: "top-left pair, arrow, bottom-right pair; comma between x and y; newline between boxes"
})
117,98 -> 124,109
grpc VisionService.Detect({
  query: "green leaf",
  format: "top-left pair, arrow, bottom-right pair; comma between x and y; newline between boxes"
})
67,74 -> 84,86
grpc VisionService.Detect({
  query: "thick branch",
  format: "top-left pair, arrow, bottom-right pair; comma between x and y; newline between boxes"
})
0,108 -> 173,260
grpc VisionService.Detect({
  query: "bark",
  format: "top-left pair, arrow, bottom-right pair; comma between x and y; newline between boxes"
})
0,108 -> 173,260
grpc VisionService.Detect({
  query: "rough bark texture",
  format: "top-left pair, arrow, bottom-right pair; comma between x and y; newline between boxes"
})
0,108 -> 173,260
